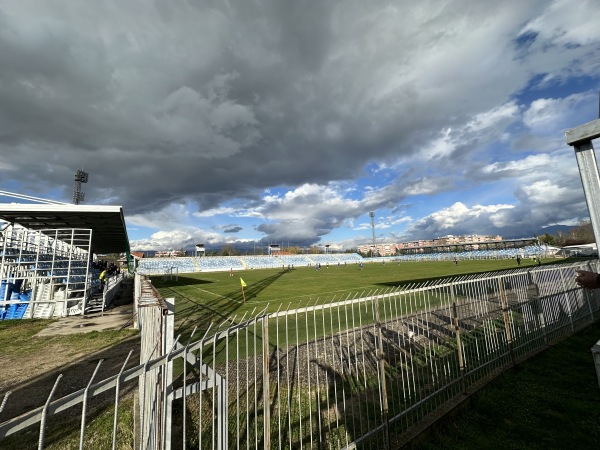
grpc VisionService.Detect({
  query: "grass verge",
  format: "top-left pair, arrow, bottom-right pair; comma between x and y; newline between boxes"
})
418,320 -> 600,449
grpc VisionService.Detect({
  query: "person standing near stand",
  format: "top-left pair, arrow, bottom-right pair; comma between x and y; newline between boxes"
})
99,268 -> 107,291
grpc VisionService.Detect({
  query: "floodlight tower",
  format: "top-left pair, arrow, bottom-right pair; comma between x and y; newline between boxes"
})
369,211 -> 376,257
72,169 -> 89,205
565,111 -> 600,255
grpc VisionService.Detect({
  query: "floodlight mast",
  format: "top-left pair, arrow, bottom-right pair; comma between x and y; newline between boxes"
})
565,115 -> 600,259
73,168 -> 89,205
369,211 -> 376,257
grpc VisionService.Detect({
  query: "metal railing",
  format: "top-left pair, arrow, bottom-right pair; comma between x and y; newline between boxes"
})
1,261 -> 599,449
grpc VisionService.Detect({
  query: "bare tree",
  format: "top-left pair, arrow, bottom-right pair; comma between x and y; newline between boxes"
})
221,244 -> 240,256
562,219 -> 595,246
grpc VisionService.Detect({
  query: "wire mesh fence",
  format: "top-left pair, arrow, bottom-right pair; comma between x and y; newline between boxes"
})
169,260 -> 600,449
1,261 -> 599,449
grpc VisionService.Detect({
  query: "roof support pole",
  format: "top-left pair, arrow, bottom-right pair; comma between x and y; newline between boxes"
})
566,118 -> 600,258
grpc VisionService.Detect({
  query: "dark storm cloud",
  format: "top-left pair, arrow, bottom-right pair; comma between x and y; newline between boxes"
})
2,0 -> 600,250
0,0 -> 527,213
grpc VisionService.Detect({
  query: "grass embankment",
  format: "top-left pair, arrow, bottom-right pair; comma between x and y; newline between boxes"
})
419,320 -> 600,449
0,320 -> 139,450
0,319 -> 137,358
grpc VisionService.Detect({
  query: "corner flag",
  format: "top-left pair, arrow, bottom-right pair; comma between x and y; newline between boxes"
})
240,278 -> 247,303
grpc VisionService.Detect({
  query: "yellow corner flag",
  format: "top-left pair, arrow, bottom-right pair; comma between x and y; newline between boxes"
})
240,278 -> 247,287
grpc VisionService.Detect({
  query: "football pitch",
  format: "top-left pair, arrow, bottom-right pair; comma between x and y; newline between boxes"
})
150,257 -> 549,336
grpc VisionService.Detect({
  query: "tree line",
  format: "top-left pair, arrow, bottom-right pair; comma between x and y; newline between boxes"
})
538,219 -> 594,247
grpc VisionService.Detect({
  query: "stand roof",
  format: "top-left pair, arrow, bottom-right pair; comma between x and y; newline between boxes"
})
0,204 -> 129,255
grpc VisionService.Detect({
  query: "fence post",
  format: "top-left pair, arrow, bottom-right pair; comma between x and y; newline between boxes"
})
137,277 -> 168,450
133,274 -> 141,330
451,300 -> 466,394
163,298 -> 175,450
262,317 -> 271,450
497,277 -> 515,366
584,261 -> 597,321
374,296 -> 390,449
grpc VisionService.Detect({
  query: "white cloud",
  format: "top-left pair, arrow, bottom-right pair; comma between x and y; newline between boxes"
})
482,154 -> 553,174
520,0 -> 600,47
412,101 -> 520,163
523,93 -> 591,134
127,203 -> 192,230
194,207 -> 237,218
519,180 -> 569,205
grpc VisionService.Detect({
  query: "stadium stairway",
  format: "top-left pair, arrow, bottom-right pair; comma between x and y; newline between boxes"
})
31,302 -> 55,319
85,293 -> 105,314
1,302 -> 29,320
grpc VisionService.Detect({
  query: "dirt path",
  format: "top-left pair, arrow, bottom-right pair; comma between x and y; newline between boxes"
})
0,281 -> 140,421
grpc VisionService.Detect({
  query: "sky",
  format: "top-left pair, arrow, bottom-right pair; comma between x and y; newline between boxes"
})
1,0 -> 600,253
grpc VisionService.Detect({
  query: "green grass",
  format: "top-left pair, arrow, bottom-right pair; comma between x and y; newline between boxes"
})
419,320 -> 600,449
0,321 -> 138,450
152,258 -> 550,340
0,256 -> 588,449
0,319 -> 138,358
0,395 -> 136,450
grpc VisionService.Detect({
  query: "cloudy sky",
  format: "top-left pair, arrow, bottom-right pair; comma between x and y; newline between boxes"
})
1,0 -> 599,252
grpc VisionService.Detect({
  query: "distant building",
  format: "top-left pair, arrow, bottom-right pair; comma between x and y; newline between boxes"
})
154,250 -> 187,257
358,234 -> 504,255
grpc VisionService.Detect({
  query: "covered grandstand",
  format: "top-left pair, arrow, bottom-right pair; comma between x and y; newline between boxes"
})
137,253 -> 365,275
0,203 -> 130,320
136,244 -> 554,275
556,243 -> 597,257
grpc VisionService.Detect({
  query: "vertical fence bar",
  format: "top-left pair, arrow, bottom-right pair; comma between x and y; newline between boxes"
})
274,310 -> 282,450
295,307 -> 303,449
497,277 -> 515,366
112,350 -> 133,450
328,299 -> 340,448
218,371 -> 228,450
304,305 -> 313,449
38,375 -> 62,450
374,295 -> 390,449
558,271 -> 575,332
163,298 -> 175,450
451,300 -> 466,395
262,317 -> 271,450
335,298 -> 349,449
312,306 -> 323,448
79,360 -> 103,450
0,392 -> 11,417
284,306 -> 292,450
254,316 -> 260,449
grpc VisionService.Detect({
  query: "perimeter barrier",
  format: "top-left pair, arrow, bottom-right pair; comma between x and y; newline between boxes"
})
1,261 -> 599,449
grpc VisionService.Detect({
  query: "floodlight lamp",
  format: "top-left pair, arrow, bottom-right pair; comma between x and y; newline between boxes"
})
75,169 -> 89,183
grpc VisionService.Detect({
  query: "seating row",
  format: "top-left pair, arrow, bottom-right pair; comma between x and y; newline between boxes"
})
137,253 -> 366,274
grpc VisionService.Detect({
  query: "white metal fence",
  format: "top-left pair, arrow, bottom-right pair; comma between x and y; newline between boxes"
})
1,261 -> 599,449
